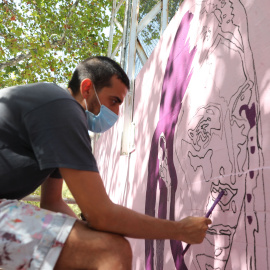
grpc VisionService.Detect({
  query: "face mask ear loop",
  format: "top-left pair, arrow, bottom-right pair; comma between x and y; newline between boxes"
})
93,84 -> 102,106
84,99 -> 89,111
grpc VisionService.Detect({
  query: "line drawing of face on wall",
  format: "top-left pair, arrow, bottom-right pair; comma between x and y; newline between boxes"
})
173,0 -> 267,269
146,1 -> 268,269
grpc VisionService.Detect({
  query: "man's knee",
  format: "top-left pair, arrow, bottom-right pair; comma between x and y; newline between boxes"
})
118,236 -> 132,263
56,221 -> 132,269
105,234 -> 132,269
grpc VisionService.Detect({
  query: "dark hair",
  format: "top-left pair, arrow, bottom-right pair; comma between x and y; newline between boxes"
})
68,56 -> 130,94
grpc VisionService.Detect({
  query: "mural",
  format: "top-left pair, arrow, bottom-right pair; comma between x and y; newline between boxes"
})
145,0 -> 269,269
94,0 -> 270,269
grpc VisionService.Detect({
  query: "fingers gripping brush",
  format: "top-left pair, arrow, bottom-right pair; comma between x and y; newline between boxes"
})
182,190 -> 225,256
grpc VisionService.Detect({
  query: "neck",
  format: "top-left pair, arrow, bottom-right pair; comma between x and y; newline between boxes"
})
68,88 -> 85,109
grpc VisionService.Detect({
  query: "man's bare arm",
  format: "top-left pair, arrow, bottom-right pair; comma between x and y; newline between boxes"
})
41,177 -> 78,219
60,168 -> 211,244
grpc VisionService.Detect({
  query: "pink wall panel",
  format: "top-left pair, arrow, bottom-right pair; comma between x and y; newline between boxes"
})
94,0 -> 270,269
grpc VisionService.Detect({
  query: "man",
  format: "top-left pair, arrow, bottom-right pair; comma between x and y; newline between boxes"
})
0,56 -> 211,269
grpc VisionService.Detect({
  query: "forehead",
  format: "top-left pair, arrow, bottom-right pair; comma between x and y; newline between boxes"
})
102,75 -> 128,101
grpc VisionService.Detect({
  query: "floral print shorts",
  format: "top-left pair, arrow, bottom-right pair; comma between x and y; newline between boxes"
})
0,199 -> 76,270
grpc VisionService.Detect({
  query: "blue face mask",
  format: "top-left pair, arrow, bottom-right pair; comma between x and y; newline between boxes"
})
84,86 -> 119,133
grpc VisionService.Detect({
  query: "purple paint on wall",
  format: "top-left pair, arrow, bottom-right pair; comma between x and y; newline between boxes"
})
247,193 -> 252,203
145,11 -> 196,270
239,102 -> 256,129
247,215 -> 253,224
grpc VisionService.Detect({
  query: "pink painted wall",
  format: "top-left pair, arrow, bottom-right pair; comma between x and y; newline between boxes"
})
94,0 -> 270,269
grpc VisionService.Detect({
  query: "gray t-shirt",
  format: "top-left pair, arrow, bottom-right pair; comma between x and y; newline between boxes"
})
0,82 -> 98,199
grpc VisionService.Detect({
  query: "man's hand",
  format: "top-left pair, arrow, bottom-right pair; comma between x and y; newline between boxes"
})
177,216 -> 212,244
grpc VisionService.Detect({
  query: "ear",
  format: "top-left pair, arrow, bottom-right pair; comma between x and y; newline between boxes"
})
80,78 -> 93,99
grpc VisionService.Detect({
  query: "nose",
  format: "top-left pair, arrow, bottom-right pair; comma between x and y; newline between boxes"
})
112,106 -> 120,116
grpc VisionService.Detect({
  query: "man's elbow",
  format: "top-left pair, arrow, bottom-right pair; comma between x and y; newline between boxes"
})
82,208 -> 115,232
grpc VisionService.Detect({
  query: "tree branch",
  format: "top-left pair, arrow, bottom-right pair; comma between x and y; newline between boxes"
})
0,52 -> 32,70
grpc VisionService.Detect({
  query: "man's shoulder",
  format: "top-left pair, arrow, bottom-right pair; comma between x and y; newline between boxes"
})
24,82 -> 70,98
28,82 -> 74,103
1,82 -> 77,115
1,82 -> 70,99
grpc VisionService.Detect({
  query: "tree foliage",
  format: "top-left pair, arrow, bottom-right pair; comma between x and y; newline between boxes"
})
0,0 -> 111,88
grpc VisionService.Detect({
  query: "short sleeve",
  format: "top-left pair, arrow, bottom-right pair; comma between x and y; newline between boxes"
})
23,99 -> 99,172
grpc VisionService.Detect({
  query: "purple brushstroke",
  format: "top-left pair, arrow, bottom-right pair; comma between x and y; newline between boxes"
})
247,215 -> 253,224
145,11 -> 196,270
239,102 -> 256,129
250,146 -> 255,154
